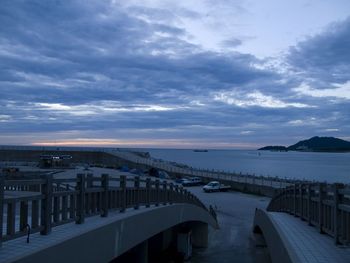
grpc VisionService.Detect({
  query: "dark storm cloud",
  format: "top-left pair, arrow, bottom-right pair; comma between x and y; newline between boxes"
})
0,0 -> 349,146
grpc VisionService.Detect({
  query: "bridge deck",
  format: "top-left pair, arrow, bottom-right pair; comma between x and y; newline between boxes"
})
270,212 -> 350,263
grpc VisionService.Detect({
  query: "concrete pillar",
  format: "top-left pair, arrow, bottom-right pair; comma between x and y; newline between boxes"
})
191,222 -> 208,248
162,228 -> 173,250
134,240 -> 148,263
113,240 -> 148,263
148,228 -> 174,253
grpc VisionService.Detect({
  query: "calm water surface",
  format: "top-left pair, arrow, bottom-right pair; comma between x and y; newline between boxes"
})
146,149 -> 350,183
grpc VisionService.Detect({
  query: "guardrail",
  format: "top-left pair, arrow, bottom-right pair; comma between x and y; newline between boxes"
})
0,146 -> 306,189
267,183 -> 350,245
108,151 -> 296,189
0,174 -> 212,247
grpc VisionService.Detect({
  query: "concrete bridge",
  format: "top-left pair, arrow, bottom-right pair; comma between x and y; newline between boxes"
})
253,182 -> 350,263
0,174 -> 217,262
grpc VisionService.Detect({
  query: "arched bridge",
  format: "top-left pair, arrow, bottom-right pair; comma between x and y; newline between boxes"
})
253,183 -> 350,263
0,174 -> 218,263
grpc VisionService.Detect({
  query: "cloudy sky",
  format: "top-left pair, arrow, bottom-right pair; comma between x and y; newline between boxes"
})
1,0 -> 350,148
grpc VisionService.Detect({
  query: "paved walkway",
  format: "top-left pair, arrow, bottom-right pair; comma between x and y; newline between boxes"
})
188,187 -> 271,263
270,212 -> 350,263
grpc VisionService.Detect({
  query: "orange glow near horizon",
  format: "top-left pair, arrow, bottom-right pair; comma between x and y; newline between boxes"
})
30,138 -> 260,149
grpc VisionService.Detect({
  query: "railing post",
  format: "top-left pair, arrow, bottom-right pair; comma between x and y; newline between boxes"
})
101,174 -> 109,217
120,175 -> 126,212
134,176 -> 140,210
155,180 -> 160,206
307,184 -> 312,226
318,183 -> 325,233
86,173 -> 93,188
146,178 -> 151,208
169,183 -> 174,204
0,176 -> 4,247
174,185 -> 179,202
41,174 -> 53,234
184,188 -> 188,203
293,184 -> 297,216
278,188 -> 283,212
76,173 -> 86,224
162,181 -> 167,205
300,184 -> 303,219
179,185 -> 183,202
20,201 -> 29,231
333,183 -> 343,244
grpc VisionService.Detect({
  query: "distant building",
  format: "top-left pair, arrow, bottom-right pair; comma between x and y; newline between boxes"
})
39,154 -> 72,168
296,145 -> 308,151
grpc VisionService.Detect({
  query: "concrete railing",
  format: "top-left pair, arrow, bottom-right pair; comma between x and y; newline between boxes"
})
108,150 -> 296,189
0,174 -> 214,247
267,183 -> 350,245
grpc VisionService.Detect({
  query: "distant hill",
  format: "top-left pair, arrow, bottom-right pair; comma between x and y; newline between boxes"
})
258,146 -> 287,151
259,136 -> 350,152
287,136 -> 350,152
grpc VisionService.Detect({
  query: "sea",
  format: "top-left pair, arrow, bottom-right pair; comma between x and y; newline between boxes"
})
1,145 -> 349,184
144,149 -> 350,184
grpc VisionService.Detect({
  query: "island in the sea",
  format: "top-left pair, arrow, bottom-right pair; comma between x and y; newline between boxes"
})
258,136 -> 350,152
193,149 -> 209,152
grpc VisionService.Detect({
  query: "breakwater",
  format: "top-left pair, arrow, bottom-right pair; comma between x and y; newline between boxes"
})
0,146 -> 304,197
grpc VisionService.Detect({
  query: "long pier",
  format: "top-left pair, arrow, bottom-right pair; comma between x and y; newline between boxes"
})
106,149 -> 298,196
0,146 -> 321,197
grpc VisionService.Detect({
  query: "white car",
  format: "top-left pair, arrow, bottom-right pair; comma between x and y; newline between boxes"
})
182,177 -> 202,186
203,181 -> 230,192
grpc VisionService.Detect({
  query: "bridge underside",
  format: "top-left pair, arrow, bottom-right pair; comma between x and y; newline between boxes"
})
4,203 -> 217,263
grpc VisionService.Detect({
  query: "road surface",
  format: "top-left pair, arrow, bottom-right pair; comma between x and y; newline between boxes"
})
187,186 -> 272,263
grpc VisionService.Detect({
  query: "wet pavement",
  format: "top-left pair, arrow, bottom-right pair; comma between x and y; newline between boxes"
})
187,187 -> 272,263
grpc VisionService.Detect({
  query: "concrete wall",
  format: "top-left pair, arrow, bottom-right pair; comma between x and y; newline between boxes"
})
13,204 -> 217,263
0,149 -> 150,171
198,176 -> 277,197
253,209 -> 299,263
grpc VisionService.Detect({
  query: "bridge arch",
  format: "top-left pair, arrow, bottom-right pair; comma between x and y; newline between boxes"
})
13,203 -> 217,263
253,209 -> 297,263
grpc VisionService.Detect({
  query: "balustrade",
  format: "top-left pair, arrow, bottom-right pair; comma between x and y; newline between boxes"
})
0,174 -> 212,246
267,183 -> 350,245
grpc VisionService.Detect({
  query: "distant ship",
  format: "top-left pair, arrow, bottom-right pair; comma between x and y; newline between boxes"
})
193,149 -> 208,152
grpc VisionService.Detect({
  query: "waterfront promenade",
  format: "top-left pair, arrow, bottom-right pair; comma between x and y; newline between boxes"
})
106,149 -> 295,189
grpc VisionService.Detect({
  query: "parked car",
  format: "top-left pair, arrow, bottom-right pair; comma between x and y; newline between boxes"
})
158,170 -> 170,179
120,165 -> 129,172
181,177 -> 202,186
129,168 -> 143,176
174,177 -> 186,184
203,181 -> 231,192
148,167 -> 159,177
